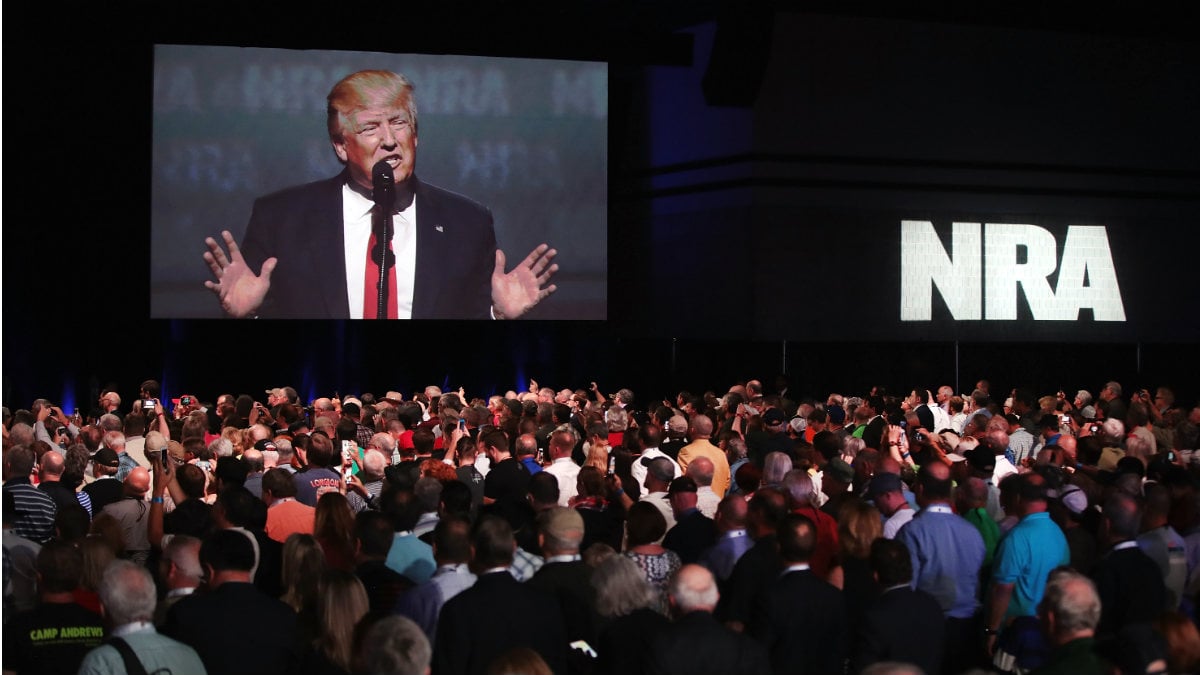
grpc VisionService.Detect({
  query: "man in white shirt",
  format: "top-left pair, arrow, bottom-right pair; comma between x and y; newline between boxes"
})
541,428 -> 581,507
630,424 -> 680,495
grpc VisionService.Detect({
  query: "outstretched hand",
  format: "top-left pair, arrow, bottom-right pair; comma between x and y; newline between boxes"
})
491,244 -> 558,319
203,231 -> 276,318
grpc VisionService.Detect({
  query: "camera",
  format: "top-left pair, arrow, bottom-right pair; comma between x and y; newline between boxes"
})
142,399 -> 156,410
181,396 -> 191,406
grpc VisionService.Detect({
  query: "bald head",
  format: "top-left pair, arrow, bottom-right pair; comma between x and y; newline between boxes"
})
124,467 -> 150,497
39,451 -> 65,481
1056,435 -> 1077,464
916,461 -> 952,504
689,415 -> 713,439
985,430 -> 1009,456
669,564 -> 719,614
242,449 -> 264,472
687,456 -> 715,487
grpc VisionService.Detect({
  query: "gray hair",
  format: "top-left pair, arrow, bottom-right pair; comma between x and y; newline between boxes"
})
1101,418 -> 1125,445
668,564 -> 719,613
1104,381 -> 1122,397
592,555 -> 658,617
605,406 -> 628,432
842,437 -> 866,461
99,560 -> 157,625
8,423 -> 34,447
145,431 -> 168,455
103,431 -> 126,450
361,449 -> 388,479
783,469 -> 817,508
275,439 -> 295,461
1041,568 -> 1101,634
1075,390 -> 1093,406
98,414 -> 123,433
209,437 -> 234,458
360,615 -> 432,675
762,452 -> 793,486
368,432 -> 396,454
162,535 -> 204,582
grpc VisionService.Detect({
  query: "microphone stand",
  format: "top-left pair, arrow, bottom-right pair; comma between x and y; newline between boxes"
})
372,160 -> 395,320
375,206 -> 392,320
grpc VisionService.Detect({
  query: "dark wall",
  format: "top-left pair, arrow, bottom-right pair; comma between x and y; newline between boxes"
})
4,5 -> 1198,414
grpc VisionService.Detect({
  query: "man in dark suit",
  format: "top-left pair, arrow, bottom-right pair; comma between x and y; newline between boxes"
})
662,476 -> 717,564
861,396 -> 889,452
1090,491 -> 1167,653
649,564 -> 771,675
162,529 -> 302,675
203,69 -> 558,320
749,513 -> 848,675
433,515 -> 567,675
527,508 -> 600,673
852,538 -> 945,675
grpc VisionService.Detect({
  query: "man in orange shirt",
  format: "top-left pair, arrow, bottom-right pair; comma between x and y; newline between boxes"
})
262,468 -> 314,543
676,416 -> 731,497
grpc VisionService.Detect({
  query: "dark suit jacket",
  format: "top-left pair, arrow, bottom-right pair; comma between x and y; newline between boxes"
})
1090,545 -> 1167,642
663,508 -> 717,564
852,586 -> 945,675
528,559 -> 600,644
649,611 -> 770,675
163,581 -> 301,675
434,570 -> 567,675
241,172 -> 496,319
750,568 -> 848,675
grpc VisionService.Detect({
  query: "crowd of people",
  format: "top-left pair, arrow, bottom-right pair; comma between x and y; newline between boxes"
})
2,376 -> 1198,675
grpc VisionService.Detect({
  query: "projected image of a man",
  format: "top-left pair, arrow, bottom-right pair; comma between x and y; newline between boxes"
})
202,70 -> 558,320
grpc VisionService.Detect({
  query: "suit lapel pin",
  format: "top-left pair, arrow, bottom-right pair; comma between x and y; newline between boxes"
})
435,225 -> 444,233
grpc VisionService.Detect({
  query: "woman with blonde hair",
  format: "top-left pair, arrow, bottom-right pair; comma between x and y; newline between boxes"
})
222,425 -> 245,456
313,492 -> 356,572
282,533 -> 327,643
304,570 -> 370,675
825,497 -> 881,637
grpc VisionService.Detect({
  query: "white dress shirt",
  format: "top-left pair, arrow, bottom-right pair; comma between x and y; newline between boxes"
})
342,184 -> 418,319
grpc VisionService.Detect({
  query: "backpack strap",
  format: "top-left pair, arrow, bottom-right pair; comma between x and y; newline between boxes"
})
107,636 -> 150,675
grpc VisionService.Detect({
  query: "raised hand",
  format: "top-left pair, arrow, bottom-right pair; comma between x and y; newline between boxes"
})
203,230 -> 276,318
491,244 -> 558,319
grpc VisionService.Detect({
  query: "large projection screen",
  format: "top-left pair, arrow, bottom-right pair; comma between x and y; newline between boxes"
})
150,45 -> 607,320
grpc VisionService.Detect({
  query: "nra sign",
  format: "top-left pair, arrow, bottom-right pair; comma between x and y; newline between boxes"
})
900,221 -> 1126,322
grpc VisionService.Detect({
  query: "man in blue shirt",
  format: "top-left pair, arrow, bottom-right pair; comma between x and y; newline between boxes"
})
896,461 -> 986,674
986,473 -> 1069,672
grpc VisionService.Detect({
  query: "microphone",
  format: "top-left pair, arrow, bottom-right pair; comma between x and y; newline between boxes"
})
371,160 -> 394,319
372,160 -> 395,213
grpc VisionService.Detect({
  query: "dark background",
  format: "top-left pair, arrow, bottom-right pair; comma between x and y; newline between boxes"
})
4,2 -> 1199,414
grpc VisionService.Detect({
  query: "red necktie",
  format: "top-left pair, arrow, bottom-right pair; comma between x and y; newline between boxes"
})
363,231 -> 397,319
